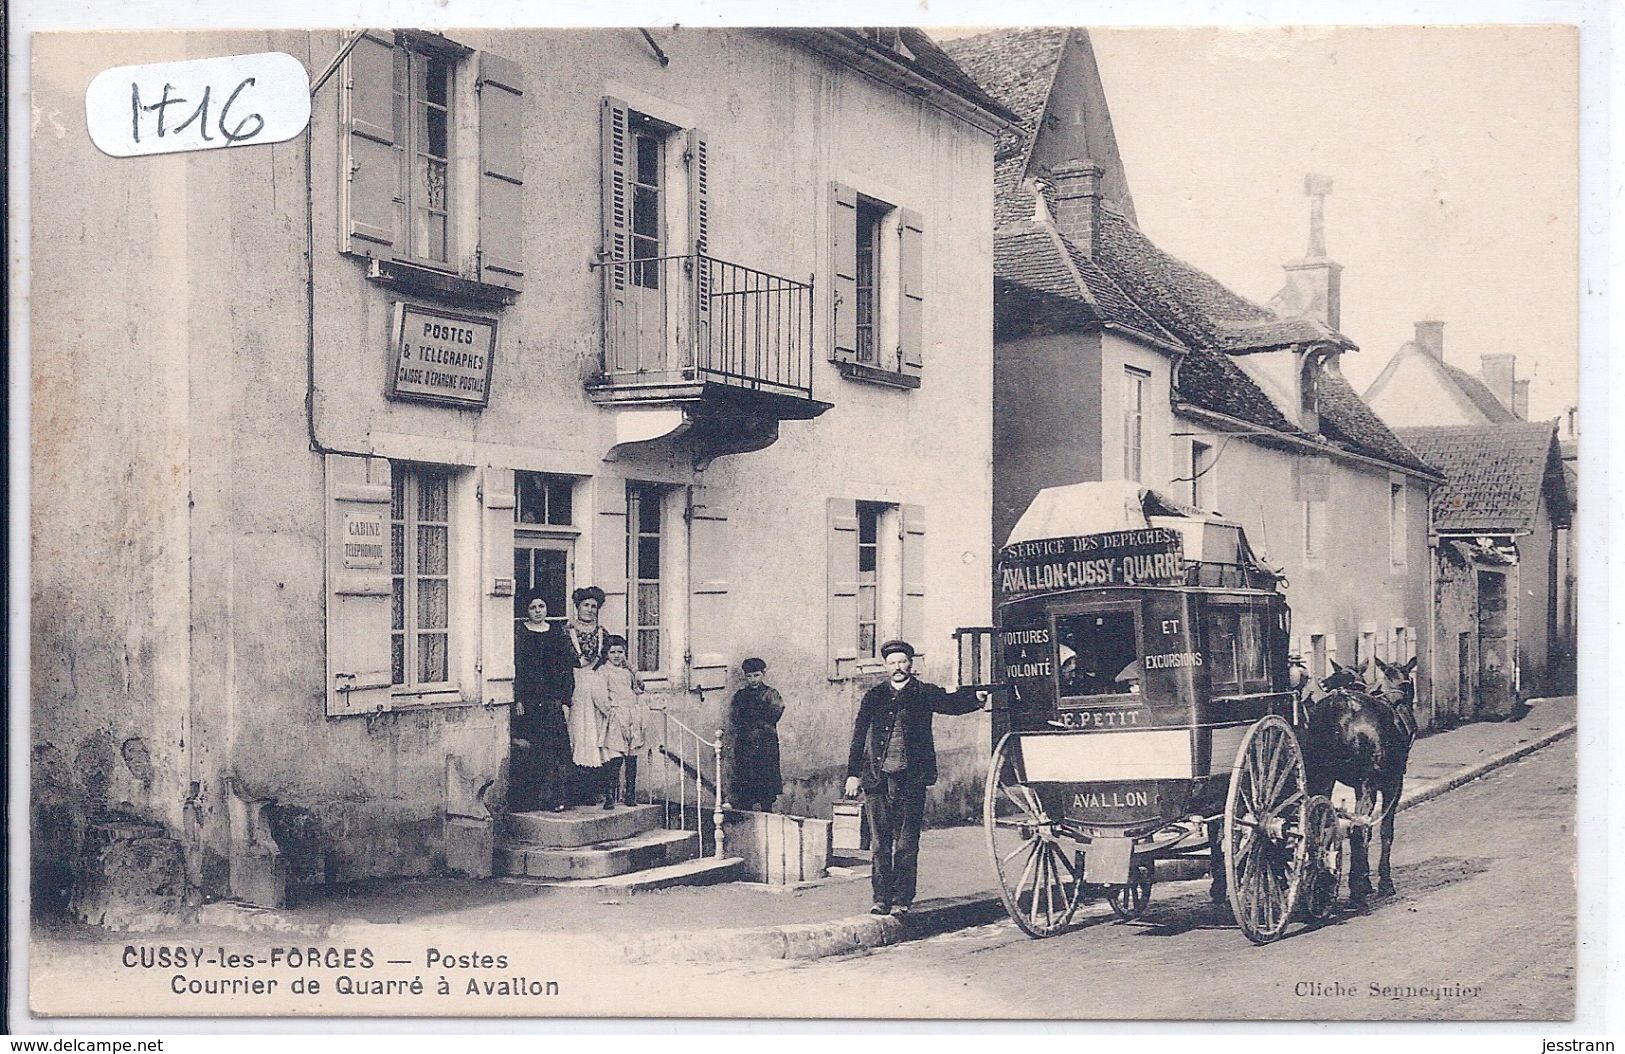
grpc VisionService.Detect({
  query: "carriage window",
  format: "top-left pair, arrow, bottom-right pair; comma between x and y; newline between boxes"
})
1055,610 -> 1141,698
1208,607 -> 1268,694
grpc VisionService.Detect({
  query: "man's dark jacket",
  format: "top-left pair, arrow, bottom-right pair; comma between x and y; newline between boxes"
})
846,677 -> 982,790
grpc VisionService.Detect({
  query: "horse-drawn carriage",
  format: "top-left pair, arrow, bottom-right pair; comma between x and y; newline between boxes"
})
960,482 -> 1402,944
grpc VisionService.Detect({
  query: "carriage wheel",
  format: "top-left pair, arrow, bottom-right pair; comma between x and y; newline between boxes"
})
1107,863 -> 1154,921
1300,795 -> 1343,922
1223,715 -> 1310,944
984,733 -> 1086,938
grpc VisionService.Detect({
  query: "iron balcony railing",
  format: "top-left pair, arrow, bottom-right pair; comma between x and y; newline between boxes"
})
596,252 -> 815,400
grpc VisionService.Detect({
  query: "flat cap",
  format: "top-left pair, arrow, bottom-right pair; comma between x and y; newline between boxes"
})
879,639 -> 915,660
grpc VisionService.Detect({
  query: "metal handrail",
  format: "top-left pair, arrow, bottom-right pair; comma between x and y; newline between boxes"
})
645,704 -> 727,859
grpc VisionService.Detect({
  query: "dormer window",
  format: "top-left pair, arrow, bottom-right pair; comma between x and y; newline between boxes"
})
861,28 -> 914,61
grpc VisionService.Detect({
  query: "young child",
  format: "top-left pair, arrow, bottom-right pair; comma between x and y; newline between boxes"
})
595,635 -> 646,809
728,657 -> 785,812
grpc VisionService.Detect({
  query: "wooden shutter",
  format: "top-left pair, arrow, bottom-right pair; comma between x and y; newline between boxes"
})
900,504 -> 927,659
476,52 -> 525,290
480,467 -> 516,706
830,182 -> 858,363
898,207 -> 925,376
326,453 -> 394,716
827,498 -> 860,679
340,31 -> 400,258
594,478 -> 630,636
686,485 -> 730,691
601,97 -> 632,369
687,128 -> 712,352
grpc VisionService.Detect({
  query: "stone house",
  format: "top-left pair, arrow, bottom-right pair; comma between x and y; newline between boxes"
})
944,27 -> 1441,709
30,28 -> 1012,918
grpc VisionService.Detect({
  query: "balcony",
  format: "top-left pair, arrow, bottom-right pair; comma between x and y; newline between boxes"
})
588,253 -> 833,461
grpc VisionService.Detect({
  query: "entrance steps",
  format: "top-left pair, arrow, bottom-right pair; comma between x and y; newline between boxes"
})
497,803 -> 744,888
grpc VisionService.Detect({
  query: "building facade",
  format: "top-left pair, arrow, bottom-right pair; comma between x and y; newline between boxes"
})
946,28 -> 1440,713
31,28 -> 1011,913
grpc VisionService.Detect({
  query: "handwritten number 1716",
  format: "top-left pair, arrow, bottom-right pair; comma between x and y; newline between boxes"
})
130,77 -> 266,144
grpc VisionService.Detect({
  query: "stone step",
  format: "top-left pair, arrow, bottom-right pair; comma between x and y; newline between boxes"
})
504,803 -> 665,848
497,828 -> 700,880
497,855 -> 747,891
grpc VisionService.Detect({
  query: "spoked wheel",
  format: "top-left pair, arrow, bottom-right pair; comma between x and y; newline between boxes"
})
1107,862 -> 1154,921
984,733 -> 1085,938
1300,795 -> 1343,922
1223,715 -> 1311,944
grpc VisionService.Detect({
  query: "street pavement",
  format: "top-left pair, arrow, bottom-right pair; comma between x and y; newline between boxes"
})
24,696 -> 1576,1020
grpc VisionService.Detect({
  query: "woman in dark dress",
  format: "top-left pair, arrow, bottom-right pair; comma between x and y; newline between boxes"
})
728,657 -> 785,812
511,595 -> 576,812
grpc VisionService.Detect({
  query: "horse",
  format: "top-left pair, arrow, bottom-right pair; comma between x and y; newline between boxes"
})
1207,656 -> 1417,911
1299,656 -> 1417,903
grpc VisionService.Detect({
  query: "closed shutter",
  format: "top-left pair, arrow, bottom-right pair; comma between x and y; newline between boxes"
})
898,207 -> 925,377
480,467 -> 516,706
900,504 -> 927,659
594,478 -> 630,636
1406,625 -> 1418,663
326,454 -> 394,716
601,98 -> 632,370
687,128 -> 712,353
340,31 -> 400,258
827,498 -> 859,679
829,182 -> 858,363
686,485 -> 730,691
476,52 -> 525,290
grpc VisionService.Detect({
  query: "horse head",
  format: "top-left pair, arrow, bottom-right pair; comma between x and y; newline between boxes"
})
1321,659 -> 1364,693
1368,656 -> 1418,708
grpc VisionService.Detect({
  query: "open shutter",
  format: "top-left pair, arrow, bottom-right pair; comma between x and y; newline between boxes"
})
594,478 -> 630,637
827,498 -> 860,679
480,467 -> 516,706
601,98 -> 632,371
830,182 -> 858,363
898,207 -> 925,377
900,504 -> 927,660
476,52 -> 525,290
686,485 -> 730,691
326,454 -> 394,716
687,128 -> 712,353
340,31 -> 400,258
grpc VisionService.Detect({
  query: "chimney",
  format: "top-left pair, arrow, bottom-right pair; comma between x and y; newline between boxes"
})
1414,320 -> 1445,360
1267,174 -> 1343,330
1480,354 -> 1517,413
1513,379 -> 1530,420
1049,159 -> 1104,256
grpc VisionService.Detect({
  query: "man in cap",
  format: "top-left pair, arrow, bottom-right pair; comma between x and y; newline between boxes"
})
844,639 -> 985,917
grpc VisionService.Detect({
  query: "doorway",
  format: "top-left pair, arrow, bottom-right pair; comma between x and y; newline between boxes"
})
1476,570 -> 1512,718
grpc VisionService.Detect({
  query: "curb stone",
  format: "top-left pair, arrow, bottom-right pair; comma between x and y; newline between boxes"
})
1394,721 -> 1575,815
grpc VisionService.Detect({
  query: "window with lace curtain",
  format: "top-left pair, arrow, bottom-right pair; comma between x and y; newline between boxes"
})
391,465 -> 453,689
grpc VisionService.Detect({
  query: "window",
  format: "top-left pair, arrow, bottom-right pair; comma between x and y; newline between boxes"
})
398,46 -> 453,264
627,484 -> 666,674
1303,498 -> 1326,562
827,499 -> 923,678
1395,625 -> 1412,663
1056,609 -> 1140,699
1359,630 -> 1376,667
1300,356 -> 1320,430
391,465 -> 453,689
1207,607 -> 1268,695
1310,633 -> 1328,681
516,472 -> 575,528
854,201 -> 886,366
831,182 -> 924,385
1190,439 -> 1214,509
629,114 -> 664,290
1123,368 -> 1147,481
1389,479 -> 1407,568
856,502 -> 884,660
341,34 -> 525,290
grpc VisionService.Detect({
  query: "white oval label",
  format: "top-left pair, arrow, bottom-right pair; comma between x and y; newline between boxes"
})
85,52 -> 311,158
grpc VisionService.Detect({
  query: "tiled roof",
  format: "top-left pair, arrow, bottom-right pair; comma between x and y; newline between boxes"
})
1395,423 -> 1567,532
1440,361 -> 1518,423
1316,373 -> 1435,474
939,28 -> 1069,228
